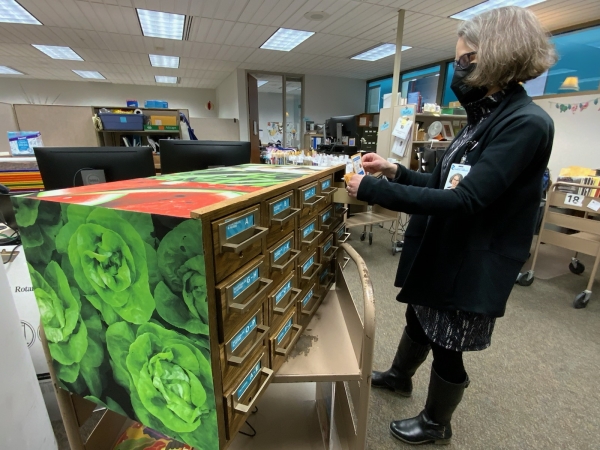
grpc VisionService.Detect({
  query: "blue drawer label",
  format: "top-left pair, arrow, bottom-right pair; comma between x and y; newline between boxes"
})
276,318 -> 293,345
273,198 -> 291,216
302,288 -> 314,306
231,316 -> 257,352
337,226 -> 346,238
225,214 -> 255,239
320,267 -> 330,282
324,239 -> 332,254
321,179 -> 331,190
302,256 -> 314,275
119,116 -> 127,123
275,280 -> 292,305
335,203 -> 343,212
236,361 -> 261,399
273,239 -> 291,262
322,210 -> 332,223
302,222 -> 315,239
304,186 -> 317,201
233,268 -> 259,299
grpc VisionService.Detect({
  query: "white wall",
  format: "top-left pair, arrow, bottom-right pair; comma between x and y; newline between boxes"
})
0,78 -> 217,118
236,69 -> 250,142
534,92 -> 600,177
304,75 -> 366,125
216,71 -> 239,120
258,92 -> 283,143
0,262 -> 57,450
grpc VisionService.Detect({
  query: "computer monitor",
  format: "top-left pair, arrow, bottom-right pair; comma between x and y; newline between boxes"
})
34,146 -> 156,190
159,140 -> 251,174
326,115 -> 358,142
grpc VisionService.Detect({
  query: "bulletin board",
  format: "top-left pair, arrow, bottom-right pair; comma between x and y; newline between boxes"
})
14,104 -> 98,148
0,102 -> 19,155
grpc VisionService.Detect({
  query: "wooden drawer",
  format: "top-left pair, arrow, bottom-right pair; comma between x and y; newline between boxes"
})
261,190 -> 300,248
212,205 -> 268,283
267,271 -> 301,332
298,216 -> 322,259
318,233 -> 338,265
317,206 -> 335,242
318,175 -> 337,207
334,202 -> 348,224
297,283 -> 321,328
269,308 -> 302,373
317,261 -> 335,297
216,256 -> 273,342
266,232 -> 300,290
333,222 -> 350,246
223,351 -> 273,440
296,181 -> 325,220
297,251 -> 321,293
219,306 -> 269,393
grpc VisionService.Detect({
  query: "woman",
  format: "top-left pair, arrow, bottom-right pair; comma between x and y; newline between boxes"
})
449,173 -> 463,189
346,6 -> 556,445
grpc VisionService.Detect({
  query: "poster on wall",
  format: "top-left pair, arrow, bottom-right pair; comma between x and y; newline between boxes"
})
8,131 -> 43,156
13,197 -> 219,450
266,121 -> 283,143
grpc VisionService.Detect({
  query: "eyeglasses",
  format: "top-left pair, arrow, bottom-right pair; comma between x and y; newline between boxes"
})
454,51 -> 477,70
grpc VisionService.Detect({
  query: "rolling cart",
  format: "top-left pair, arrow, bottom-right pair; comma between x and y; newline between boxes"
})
517,182 -> 600,309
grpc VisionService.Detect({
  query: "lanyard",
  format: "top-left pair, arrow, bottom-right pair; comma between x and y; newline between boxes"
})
460,141 -> 479,164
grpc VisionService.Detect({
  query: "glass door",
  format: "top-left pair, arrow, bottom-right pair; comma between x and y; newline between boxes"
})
285,76 -> 302,148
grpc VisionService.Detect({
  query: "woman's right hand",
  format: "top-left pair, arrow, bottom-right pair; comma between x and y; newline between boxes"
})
362,153 -> 397,178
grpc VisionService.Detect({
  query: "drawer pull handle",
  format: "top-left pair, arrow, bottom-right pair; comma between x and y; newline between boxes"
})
320,220 -> 334,231
320,245 -> 339,264
274,324 -> 303,357
273,287 -> 301,316
222,227 -> 268,254
301,230 -> 323,248
229,278 -> 272,314
271,249 -> 300,273
335,207 -> 348,217
228,325 -> 269,367
337,232 -> 351,244
234,367 -> 274,414
320,273 -> 335,289
342,256 -> 350,270
271,207 -> 300,226
301,263 -> 321,283
302,195 -> 324,208
301,293 -> 322,316
321,187 -> 337,196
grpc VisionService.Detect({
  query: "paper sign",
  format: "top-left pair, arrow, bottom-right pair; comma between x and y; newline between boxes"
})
392,118 -> 413,140
564,193 -> 584,207
380,121 -> 390,131
587,199 -> 600,212
401,107 -> 414,116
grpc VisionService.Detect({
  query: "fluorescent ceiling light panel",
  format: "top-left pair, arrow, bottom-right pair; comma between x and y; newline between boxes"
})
155,75 -> 178,84
261,28 -> 315,51
33,45 -> 83,60
137,9 -> 184,40
149,54 -> 180,68
257,80 -> 268,87
0,65 -> 22,75
351,44 -> 411,61
73,70 -> 105,79
0,0 -> 41,25
451,0 -> 547,21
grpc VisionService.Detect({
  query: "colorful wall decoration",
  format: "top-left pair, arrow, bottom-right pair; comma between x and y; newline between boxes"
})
548,97 -> 600,113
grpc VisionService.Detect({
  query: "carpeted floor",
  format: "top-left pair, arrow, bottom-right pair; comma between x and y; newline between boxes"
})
345,224 -> 600,450
51,224 -> 600,450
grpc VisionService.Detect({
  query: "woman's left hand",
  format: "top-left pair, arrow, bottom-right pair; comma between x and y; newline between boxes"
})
346,174 -> 364,198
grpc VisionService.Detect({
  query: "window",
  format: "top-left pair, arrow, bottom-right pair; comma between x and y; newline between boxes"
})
442,62 -> 458,106
366,77 -> 393,113
400,65 -> 440,105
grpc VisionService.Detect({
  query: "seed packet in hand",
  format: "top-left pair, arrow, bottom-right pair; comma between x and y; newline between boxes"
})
351,153 -> 366,176
344,172 -> 355,185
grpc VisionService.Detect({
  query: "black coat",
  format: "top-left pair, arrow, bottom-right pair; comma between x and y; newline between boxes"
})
357,85 -> 554,317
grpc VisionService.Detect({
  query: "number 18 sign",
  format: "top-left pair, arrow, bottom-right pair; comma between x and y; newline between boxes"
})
564,193 -> 584,207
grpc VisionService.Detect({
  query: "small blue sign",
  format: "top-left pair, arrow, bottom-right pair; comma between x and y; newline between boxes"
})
337,226 -> 346,238
225,214 -> 255,239
335,203 -> 343,212
276,318 -> 293,345
302,256 -> 314,275
324,239 -> 332,254
303,222 -> 315,239
304,186 -> 317,201
321,179 -> 331,191
275,280 -> 292,305
273,240 -> 291,262
233,268 -> 259,299
119,116 -> 127,123
322,210 -> 331,223
231,316 -> 257,351
273,198 -> 291,216
401,107 -> 414,116
320,267 -> 329,282
236,361 -> 261,399
302,288 -> 314,306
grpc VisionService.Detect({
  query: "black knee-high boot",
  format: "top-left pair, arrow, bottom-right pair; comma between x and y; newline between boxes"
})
389,366 -> 470,445
371,328 -> 430,396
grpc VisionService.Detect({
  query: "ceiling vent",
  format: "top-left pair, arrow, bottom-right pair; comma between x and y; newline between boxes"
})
304,11 -> 330,21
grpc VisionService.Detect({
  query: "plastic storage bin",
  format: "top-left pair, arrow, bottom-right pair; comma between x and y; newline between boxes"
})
144,100 -> 168,108
99,113 -> 144,131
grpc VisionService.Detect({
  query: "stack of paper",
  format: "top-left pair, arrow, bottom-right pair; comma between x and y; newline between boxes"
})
391,118 -> 413,158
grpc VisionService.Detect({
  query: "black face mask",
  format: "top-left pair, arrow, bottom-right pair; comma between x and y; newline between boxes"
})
451,63 -> 488,106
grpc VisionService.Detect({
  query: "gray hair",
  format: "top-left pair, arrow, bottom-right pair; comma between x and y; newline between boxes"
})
457,6 -> 557,88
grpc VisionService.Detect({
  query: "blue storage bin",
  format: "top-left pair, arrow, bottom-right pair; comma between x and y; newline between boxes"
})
144,100 -> 169,108
99,113 -> 144,131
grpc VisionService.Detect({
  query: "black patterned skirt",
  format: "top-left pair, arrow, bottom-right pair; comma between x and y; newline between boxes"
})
412,304 -> 496,352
